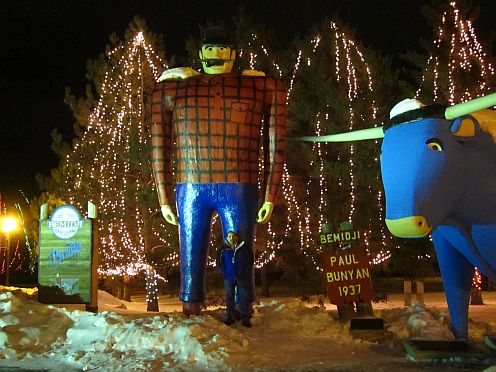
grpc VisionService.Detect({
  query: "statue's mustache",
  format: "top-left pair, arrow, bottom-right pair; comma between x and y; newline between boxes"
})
200,58 -> 234,67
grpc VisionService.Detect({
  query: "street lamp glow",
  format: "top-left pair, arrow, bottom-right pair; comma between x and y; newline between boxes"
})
2,217 -> 17,233
1,216 -> 17,286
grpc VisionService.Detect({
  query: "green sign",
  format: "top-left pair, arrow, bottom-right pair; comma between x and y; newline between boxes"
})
319,230 -> 361,244
319,221 -> 362,245
38,205 -> 93,303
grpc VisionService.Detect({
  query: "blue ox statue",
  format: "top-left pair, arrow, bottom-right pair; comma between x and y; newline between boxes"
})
296,93 -> 496,339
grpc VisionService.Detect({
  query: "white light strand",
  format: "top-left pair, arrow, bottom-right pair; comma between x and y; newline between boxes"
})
64,31 -> 172,278
416,1 -> 494,103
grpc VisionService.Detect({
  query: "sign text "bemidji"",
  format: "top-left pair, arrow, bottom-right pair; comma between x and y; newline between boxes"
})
320,230 -> 360,244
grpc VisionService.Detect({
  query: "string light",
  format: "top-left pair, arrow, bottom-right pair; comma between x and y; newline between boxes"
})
53,6 -> 494,302
416,1 -> 494,287
248,21 -> 388,271
416,1 -> 495,103
473,267 -> 482,291
62,12 -> 480,285
62,30 -> 172,282
244,21 -> 393,272
248,33 -> 283,78
145,265 -> 160,305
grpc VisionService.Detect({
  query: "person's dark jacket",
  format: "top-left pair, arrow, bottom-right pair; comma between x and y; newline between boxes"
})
217,240 -> 254,280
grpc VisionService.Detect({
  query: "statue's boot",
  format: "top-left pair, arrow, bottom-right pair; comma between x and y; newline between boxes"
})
183,302 -> 202,316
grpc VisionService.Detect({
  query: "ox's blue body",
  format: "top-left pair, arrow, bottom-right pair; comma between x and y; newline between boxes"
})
381,111 -> 496,339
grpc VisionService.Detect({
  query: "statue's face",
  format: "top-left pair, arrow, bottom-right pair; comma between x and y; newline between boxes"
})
199,45 -> 236,74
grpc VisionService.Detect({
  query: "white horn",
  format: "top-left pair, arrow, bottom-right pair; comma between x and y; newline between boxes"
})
445,92 -> 496,120
293,126 -> 384,142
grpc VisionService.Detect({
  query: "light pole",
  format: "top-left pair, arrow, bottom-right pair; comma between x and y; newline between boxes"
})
2,217 -> 17,286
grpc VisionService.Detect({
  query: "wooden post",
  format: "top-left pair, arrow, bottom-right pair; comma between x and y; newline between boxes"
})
86,217 -> 99,313
416,280 -> 424,305
260,266 -> 269,297
404,280 -> 412,306
337,303 -> 355,321
356,301 -> 374,316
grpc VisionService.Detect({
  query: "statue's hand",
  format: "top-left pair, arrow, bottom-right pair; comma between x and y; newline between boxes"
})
161,205 -> 178,226
159,67 -> 200,81
257,201 -> 274,224
242,69 -> 266,77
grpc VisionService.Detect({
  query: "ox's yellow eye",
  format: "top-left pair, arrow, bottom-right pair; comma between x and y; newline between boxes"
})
426,138 -> 443,152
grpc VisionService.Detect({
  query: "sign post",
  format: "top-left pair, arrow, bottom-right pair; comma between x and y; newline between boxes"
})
38,204 -> 98,312
319,222 -> 374,320
321,247 -> 373,306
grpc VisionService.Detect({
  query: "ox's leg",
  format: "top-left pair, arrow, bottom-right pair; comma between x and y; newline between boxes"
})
432,230 -> 474,340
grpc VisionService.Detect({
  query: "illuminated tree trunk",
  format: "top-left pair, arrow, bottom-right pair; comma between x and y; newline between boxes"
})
146,266 -> 159,312
260,266 -> 269,297
470,268 -> 483,305
470,287 -> 483,305
141,206 -> 160,312
122,274 -> 132,302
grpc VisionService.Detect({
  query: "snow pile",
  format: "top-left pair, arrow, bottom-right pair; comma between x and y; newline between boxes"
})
97,289 -> 127,307
2,286 -> 496,370
469,318 -> 496,342
379,303 -> 455,340
0,287 -> 247,370
55,310 -> 244,370
0,289 -> 73,358
255,299 -> 359,344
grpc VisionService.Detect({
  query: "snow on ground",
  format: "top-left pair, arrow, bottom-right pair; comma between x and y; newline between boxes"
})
1,286 -> 496,371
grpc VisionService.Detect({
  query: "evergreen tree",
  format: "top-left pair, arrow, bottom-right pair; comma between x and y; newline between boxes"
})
286,19 -> 394,279
40,17 -> 175,309
416,0 -> 495,103
418,0 -> 495,303
391,0 -> 495,293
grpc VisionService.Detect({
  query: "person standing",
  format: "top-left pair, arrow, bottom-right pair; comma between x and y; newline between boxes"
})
217,231 -> 254,327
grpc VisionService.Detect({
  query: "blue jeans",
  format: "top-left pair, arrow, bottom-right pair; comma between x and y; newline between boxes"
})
224,278 -> 252,319
176,183 -> 258,302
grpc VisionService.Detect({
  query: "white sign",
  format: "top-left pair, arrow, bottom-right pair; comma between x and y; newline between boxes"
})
48,205 -> 83,240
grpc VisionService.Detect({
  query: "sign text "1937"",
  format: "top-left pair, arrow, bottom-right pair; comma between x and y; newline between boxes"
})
338,284 -> 361,296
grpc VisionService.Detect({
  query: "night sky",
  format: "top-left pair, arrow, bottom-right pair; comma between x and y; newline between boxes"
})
1,0 -> 495,200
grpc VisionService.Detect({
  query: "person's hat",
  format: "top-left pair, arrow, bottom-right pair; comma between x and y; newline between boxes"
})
200,24 -> 233,46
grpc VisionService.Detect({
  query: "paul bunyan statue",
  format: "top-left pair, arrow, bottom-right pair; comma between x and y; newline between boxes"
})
151,25 -> 287,315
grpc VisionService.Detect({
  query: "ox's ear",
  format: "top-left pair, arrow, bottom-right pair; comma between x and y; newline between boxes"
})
450,115 -> 480,140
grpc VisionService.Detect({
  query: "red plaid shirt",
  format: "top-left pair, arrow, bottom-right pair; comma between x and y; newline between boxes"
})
151,73 -> 286,206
